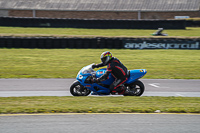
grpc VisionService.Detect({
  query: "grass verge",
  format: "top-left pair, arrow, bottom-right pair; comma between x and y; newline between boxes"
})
0,26 -> 199,37
0,49 -> 200,79
0,96 -> 199,114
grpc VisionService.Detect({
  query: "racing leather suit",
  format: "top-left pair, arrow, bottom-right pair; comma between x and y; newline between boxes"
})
95,57 -> 128,94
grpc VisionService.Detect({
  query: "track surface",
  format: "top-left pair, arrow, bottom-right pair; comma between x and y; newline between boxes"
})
0,79 -> 200,97
1,114 -> 200,133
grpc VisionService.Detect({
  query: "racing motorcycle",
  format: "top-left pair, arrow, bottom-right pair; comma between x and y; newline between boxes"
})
70,64 -> 147,96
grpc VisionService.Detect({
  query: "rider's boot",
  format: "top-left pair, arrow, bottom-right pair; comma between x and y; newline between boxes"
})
111,85 -> 126,95
118,85 -> 126,95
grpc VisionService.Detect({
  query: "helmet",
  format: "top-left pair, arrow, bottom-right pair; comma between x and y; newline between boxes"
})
100,51 -> 112,65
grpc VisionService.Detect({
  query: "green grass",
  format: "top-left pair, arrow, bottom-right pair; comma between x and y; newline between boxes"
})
0,49 -> 199,79
0,26 -> 199,37
0,96 -> 199,114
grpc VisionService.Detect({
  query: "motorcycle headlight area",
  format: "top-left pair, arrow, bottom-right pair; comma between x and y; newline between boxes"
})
79,75 -> 83,79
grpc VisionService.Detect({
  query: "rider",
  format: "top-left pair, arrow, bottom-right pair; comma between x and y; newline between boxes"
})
92,51 -> 129,94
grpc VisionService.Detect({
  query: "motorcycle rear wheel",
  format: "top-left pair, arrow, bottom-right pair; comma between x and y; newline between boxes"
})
124,80 -> 145,96
70,80 -> 91,96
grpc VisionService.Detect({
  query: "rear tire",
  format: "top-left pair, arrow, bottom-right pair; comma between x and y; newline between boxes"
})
70,81 -> 91,96
124,80 -> 145,96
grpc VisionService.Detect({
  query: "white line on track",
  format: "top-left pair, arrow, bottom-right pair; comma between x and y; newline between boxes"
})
176,93 -> 184,97
149,83 -> 160,88
149,83 -> 170,88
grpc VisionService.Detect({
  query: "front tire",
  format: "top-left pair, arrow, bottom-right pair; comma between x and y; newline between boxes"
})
70,81 -> 91,96
124,80 -> 145,96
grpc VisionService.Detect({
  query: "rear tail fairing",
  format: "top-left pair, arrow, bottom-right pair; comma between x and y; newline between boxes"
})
125,69 -> 147,84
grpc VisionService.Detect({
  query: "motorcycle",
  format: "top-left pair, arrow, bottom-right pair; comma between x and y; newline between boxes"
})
70,64 -> 147,96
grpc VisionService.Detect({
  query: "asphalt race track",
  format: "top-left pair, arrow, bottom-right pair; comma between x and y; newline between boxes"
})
0,114 -> 200,133
0,79 -> 199,97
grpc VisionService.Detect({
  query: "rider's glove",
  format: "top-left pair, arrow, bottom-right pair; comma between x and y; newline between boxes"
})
92,64 -> 97,69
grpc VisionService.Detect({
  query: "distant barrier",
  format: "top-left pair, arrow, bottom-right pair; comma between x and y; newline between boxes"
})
186,20 -> 200,27
0,37 -> 199,49
0,17 -> 186,29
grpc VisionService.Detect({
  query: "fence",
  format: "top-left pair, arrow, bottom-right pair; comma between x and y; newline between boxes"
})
186,20 -> 200,27
0,37 -> 199,49
0,17 -> 186,29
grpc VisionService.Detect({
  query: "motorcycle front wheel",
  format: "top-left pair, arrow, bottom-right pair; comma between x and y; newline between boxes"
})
70,80 -> 91,96
124,80 -> 145,96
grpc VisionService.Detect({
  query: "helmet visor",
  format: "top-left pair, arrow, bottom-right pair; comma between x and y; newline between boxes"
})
101,57 -> 107,64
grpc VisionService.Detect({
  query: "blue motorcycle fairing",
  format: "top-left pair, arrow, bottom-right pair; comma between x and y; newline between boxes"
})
76,70 -> 111,95
76,64 -> 147,95
76,67 -> 113,95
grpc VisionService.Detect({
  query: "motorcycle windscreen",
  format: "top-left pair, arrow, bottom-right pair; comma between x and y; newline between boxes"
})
96,68 -> 115,85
